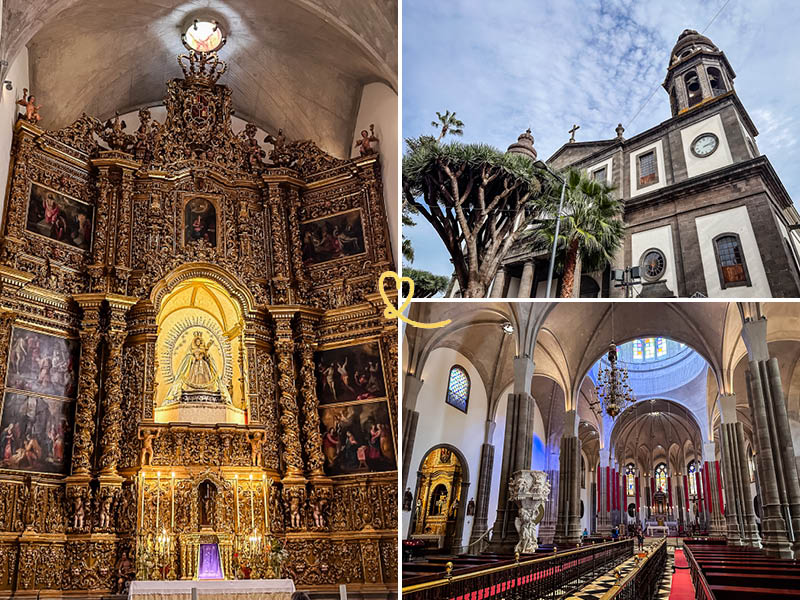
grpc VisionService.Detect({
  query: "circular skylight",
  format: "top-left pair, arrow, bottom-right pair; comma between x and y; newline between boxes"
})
183,20 -> 225,53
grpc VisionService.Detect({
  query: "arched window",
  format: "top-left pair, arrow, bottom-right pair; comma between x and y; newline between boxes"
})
688,461 -> 698,496
626,463 -> 636,495
713,233 -> 750,288
445,366 -> 470,413
684,70 -> 702,107
657,337 -> 667,357
655,463 -> 668,492
633,339 -> 643,360
708,67 -> 726,96
644,338 -> 656,360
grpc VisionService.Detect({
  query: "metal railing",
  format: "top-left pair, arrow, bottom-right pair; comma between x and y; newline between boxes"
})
683,545 -> 714,600
402,539 -> 634,600
600,537 -> 667,600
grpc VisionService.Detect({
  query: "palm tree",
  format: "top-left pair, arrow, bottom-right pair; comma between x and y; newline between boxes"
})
431,110 -> 465,142
535,168 -> 624,298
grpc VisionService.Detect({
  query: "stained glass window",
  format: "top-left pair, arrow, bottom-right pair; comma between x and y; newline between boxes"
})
688,461 -> 698,495
626,463 -> 635,495
445,366 -> 470,413
644,338 -> 656,360
655,463 -> 667,492
657,337 -> 667,357
633,339 -> 643,360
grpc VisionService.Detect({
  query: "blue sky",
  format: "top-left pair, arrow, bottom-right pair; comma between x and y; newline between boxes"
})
402,0 -> 800,277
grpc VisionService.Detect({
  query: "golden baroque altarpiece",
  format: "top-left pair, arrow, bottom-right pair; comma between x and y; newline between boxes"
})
0,47 -> 397,597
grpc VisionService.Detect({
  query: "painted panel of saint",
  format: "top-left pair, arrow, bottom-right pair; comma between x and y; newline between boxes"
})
315,341 -> 385,405
319,400 -> 395,476
0,391 -> 73,474
300,209 -> 365,265
6,327 -> 80,399
184,197 -> 217,247
25,183 -> 93,250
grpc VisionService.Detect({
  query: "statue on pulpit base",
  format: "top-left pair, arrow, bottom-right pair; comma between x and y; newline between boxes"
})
509,470 -> 551,554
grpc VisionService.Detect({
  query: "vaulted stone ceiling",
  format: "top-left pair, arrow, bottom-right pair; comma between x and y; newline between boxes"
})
2,0 -> 397,157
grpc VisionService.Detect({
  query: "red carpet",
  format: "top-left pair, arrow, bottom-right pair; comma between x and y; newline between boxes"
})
670,549 -> 695,599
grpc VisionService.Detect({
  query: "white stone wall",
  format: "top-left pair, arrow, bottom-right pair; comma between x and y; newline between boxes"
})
694,205 -> 771,297
629,139 -> 667,199
679,114 -> 734,179
630,224 -> 678,295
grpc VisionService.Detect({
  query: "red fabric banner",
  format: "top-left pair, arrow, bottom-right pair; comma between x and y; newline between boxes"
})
635,475 -> 640,512
683,474 -> 689,508
715,461 -> 724,515
703,462 -> 712,514
597,465 -> 601,512
612,468 -> 616,511
606,466 -> 610,513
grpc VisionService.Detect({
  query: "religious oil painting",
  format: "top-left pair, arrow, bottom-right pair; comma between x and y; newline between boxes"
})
0,391 -> 74,474
25,183 -> 93,250
6,327 -> 80,399
315,340 -> 385,405
301,209 -> 365,265
319,399 -> 395,476
184,197 -> 218,247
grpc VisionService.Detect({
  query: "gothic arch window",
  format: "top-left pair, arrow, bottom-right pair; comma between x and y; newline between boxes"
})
688,460 -> 698,496
655,463 -> 667,492
445,365 -> 470,413
626,463 -> 635,495
708,67 -> 726,97
684,70 -> 702,107
713,233 -> 750,288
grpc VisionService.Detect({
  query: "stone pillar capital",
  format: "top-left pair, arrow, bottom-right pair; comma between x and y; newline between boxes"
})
719,393 -> 738,424
403,373 -> 424,411
741,317 -> 769,362
513,356 -> 534,395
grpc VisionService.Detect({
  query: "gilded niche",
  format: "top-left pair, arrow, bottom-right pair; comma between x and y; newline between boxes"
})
0,39 -> 396,597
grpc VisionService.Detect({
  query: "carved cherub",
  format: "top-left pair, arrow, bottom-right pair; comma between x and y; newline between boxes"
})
355,124 -> 379,156
241,122 -> 265,171
309,491 -> 329,529
139,428 -> 159,466
17,89 -> 41,124
264,128 -> 285,149
101,113 -> 135,151
286,492 -> 302,529
99,489 -> 115,530
248,431 -> 264,466
71,490 -> 85,531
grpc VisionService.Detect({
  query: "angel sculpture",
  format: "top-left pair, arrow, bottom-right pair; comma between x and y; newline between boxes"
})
17,89 -> 42,124
355,124 -> 379,156
101,113 -> 134,151
264,128 -> 286,150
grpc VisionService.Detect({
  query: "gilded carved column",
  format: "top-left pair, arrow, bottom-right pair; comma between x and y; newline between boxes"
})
295,311 -> 325,477
114,166 -> 136,294
0,310 -> 17,395
286,185 -> 311,301
98,295 -> 137,477
270,309 -> 304,478
71,295 -> 104,476
265,182 -> 291,304
89,165 -> 113,291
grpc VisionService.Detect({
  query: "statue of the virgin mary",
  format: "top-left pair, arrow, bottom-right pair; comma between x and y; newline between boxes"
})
164,331 -> 232,405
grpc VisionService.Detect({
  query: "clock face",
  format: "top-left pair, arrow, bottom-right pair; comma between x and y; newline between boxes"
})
692,133 -> 719,157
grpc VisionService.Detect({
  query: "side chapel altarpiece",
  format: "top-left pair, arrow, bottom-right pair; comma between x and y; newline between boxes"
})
0,43 -> 396,596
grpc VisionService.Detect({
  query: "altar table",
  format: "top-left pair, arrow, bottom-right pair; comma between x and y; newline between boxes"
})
646,525 -> 669,537
129,579 -> 295,600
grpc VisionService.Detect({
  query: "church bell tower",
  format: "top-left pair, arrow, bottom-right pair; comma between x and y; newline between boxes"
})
663,29 -> 736,116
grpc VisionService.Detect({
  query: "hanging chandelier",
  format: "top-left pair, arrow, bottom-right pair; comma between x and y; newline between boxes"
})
596,306 -> 636,418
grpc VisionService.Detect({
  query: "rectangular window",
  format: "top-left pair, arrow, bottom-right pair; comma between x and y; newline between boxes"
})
644,338 -> 655,360
592,167 -> 607,183
638,151 -> 658,187
633,339 -> 643,361
657,337 -> 667,357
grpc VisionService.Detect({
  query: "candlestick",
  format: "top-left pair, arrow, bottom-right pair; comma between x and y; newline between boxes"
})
262,474 -> 268,534
171,472 -> 175,531
250,473 -> 255,530
234,474 -> 240,531
156,472 -> 161,531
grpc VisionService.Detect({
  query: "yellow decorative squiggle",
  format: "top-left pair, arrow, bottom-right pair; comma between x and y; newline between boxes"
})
378,271 -> 451,329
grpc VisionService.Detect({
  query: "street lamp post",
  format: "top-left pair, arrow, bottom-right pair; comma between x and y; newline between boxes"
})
534,160 -> 566,298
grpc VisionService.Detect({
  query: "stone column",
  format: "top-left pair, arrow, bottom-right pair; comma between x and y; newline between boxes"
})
742,317 -> 795,557
469,421 -> 496,545
518,262 -> 535,298
703,441 -> 727,537
71,295 -> 104,476
596,449 -> 612,536
490,267 -> 507,298
402,373 -> 424,488
554,410 -> 581,546
718,395 -> 742,545
489,356 -> 535,550
98,295 -> 137,477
